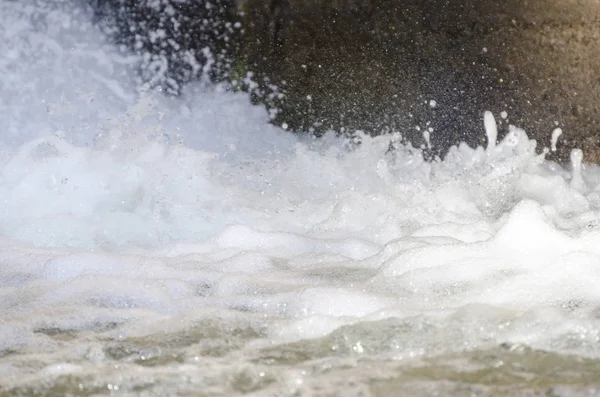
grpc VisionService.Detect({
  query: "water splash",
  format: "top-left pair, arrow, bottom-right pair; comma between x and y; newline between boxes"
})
3,1 -> 600,396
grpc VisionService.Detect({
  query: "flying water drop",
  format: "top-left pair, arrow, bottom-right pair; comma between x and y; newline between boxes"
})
570,148 -> 585,191
484,111 -> 497,153
551,128 -> 563,152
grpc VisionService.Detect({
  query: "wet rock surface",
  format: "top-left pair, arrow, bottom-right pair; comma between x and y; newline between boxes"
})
241,0 -> 600,161
89,0 -> 600,162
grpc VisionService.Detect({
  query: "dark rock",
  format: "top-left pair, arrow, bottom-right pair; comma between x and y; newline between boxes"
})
89,0 -> 600,163
240,0 -> 600,162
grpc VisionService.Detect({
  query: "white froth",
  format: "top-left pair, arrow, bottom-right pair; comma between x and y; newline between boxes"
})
4,1 -> 600,393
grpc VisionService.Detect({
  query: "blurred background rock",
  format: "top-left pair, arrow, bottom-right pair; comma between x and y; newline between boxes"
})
90,0 -> 600,163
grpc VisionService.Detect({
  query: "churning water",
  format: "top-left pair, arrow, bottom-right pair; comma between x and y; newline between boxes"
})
2,1 -> 600,396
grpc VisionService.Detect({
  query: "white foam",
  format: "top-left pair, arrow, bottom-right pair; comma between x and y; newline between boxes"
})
5,2 -> 600,390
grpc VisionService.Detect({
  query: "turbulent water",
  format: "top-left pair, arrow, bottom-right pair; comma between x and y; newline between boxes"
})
2,1 -> 600,396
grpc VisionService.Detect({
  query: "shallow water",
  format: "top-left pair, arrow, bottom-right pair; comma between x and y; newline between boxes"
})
2,1 -> 600,396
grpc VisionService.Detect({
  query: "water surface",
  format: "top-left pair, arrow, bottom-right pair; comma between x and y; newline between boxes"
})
2,1 -> 600,396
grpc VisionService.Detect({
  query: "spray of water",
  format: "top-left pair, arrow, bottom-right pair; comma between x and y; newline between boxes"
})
3,1 -> 600,396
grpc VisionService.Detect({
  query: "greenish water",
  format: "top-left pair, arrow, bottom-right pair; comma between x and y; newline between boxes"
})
3,316 -> 600,397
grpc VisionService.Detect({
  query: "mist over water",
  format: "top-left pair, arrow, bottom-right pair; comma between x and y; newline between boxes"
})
2,1 -> 600,396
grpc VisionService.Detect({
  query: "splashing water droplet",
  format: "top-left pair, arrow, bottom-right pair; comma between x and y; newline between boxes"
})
570,148 -> 585,191
484,111 -> 497,153
551,128 -> 563,152
423,130 -> 431,149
